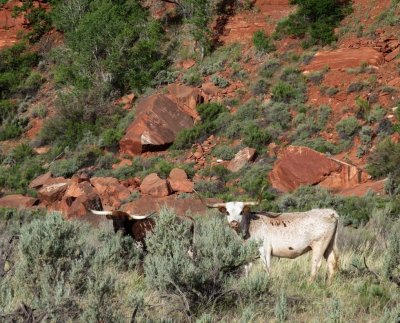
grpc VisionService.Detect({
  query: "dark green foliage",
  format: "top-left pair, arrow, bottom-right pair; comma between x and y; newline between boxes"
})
52,0 -> 165,93
200,165 -> 231,181
211,74 -> 229,88
0,42 -> 39,100
366,139 -> 400,179
173,103 -> 228,149
40,87 -> 123,148
242,123 -> 271,150
260,59 -> 281,78
212,144 -> 237,160
252,79 -> 269,96
239,163 -> 274,201
347,82 -> 364,93
275,0 -> 351,47
335,117 -> 360,139
383,233 -> 400,286
272,81 -> 297,103
265,103 -> 292,130
252,30 -> 276,53
144,209 -> 258,316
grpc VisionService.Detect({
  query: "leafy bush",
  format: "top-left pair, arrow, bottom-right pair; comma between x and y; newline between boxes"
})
252,30 -> 275,53
252,79 -> 269,96
275,0 -> 351,47
383,233 -> 400,286
272,81 -> 297,103
366,139 -> 400,178
1,212 -> 142,321
211,74 -> 229,88
265,102 -> 292,130
212,144 -> 237,160
347,82 -> 364,93
260,59 -> 281,78
243,123 -> 271,150
144,209 -> 258,316
52,0 -> 166,93
173,103 -> 228,149
335,117 -> 360,139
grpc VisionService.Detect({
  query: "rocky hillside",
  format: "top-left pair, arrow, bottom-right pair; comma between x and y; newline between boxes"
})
1,0 -> 400,223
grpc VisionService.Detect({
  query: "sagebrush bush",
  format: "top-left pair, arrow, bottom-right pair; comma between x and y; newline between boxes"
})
1,212 -> 142,320
252,30 -> 275,53
366,139 -> 400,178
144,208 -> 258,316
212,144 -> 237,160
335,116 -> 360,139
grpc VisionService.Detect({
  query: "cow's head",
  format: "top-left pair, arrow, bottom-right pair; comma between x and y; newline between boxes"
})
206,201 -> 258,239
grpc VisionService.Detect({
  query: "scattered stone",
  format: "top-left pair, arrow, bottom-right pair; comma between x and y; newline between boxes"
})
140,173 -> 171,197
227,147 -> 257,172
0,194 -> 39,208
29,172 -> 52,189
37,180 -> 69,203
90,177 -> 131,210
168,168 -> 194,193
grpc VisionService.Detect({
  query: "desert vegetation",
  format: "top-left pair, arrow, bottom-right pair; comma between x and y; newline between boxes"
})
1,0 -> 400,321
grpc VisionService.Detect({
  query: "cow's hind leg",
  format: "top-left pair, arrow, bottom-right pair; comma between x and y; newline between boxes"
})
324,241 -> 339,284
259,243 -> 272,275
310,238 -> 331,283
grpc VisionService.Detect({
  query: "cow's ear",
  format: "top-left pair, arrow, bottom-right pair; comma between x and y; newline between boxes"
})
218,206 -> 227,214
242,206 -> 251,214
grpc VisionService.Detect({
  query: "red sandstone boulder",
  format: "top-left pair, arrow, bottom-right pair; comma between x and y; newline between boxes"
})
140,173 -> 171,197
0,194 -> 39,208
37,178 -> 69,203
29,172 -> 52,189
119,94 -> 196,155
121,195 -> 223,217
269,146 -> 370,193
90,177 -> 131,210
227,147 -> 257,172
168,168 -> 194,193
167,84 -> 202,120
303,48 -> 384,72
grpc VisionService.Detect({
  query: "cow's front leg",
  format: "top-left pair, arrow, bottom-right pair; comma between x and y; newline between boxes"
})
259,242 -> 272,275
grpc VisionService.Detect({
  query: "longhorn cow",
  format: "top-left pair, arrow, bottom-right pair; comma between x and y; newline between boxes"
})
90,209 -> 195,251
205,200 -> 340,283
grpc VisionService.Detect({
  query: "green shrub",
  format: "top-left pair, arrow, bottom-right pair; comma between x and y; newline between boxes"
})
194,180 -> 227,196
173,103 -> 228,150
368,107 -> 386,124
211,74 -> 229,88
183,70 -> 202,86
212,144 -> 237,160
251,79 -> 269,96
101,128 -> 124,148
144,209 -> 258,316
1,212 -> 142,321
366,139 -> 400,178
360,126 -> 372,145
275,0 -> 351,47
239,163 -> 273,200
272,81 -> 296,103
335,117 -> 360,139
307,70 -> 325,85
347,82 -> 364,93
252,30 -> 275,53
383,233 -> 400,286
243,124 -> 271,150
260,59 -> 281,78
265,102 -> 292,129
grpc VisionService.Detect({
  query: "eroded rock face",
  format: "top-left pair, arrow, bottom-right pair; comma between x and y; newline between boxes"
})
29,172 -> 52,189
90,177 -> 131,210
37,178 -> 69,203
140,173 -> 171,197
227,147 -> 257,172
119,94 -> 196,155
121,195 -> 222,217
303,48 -> 385,72
168,168 -> 194,193
269,146 -> 370,193
0,194 -> 39,208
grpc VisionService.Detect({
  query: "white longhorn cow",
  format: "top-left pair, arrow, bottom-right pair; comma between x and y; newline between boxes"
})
206,201 -> 340,283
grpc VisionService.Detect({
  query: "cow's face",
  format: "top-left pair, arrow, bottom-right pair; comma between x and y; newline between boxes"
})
218,202 -> 252,227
